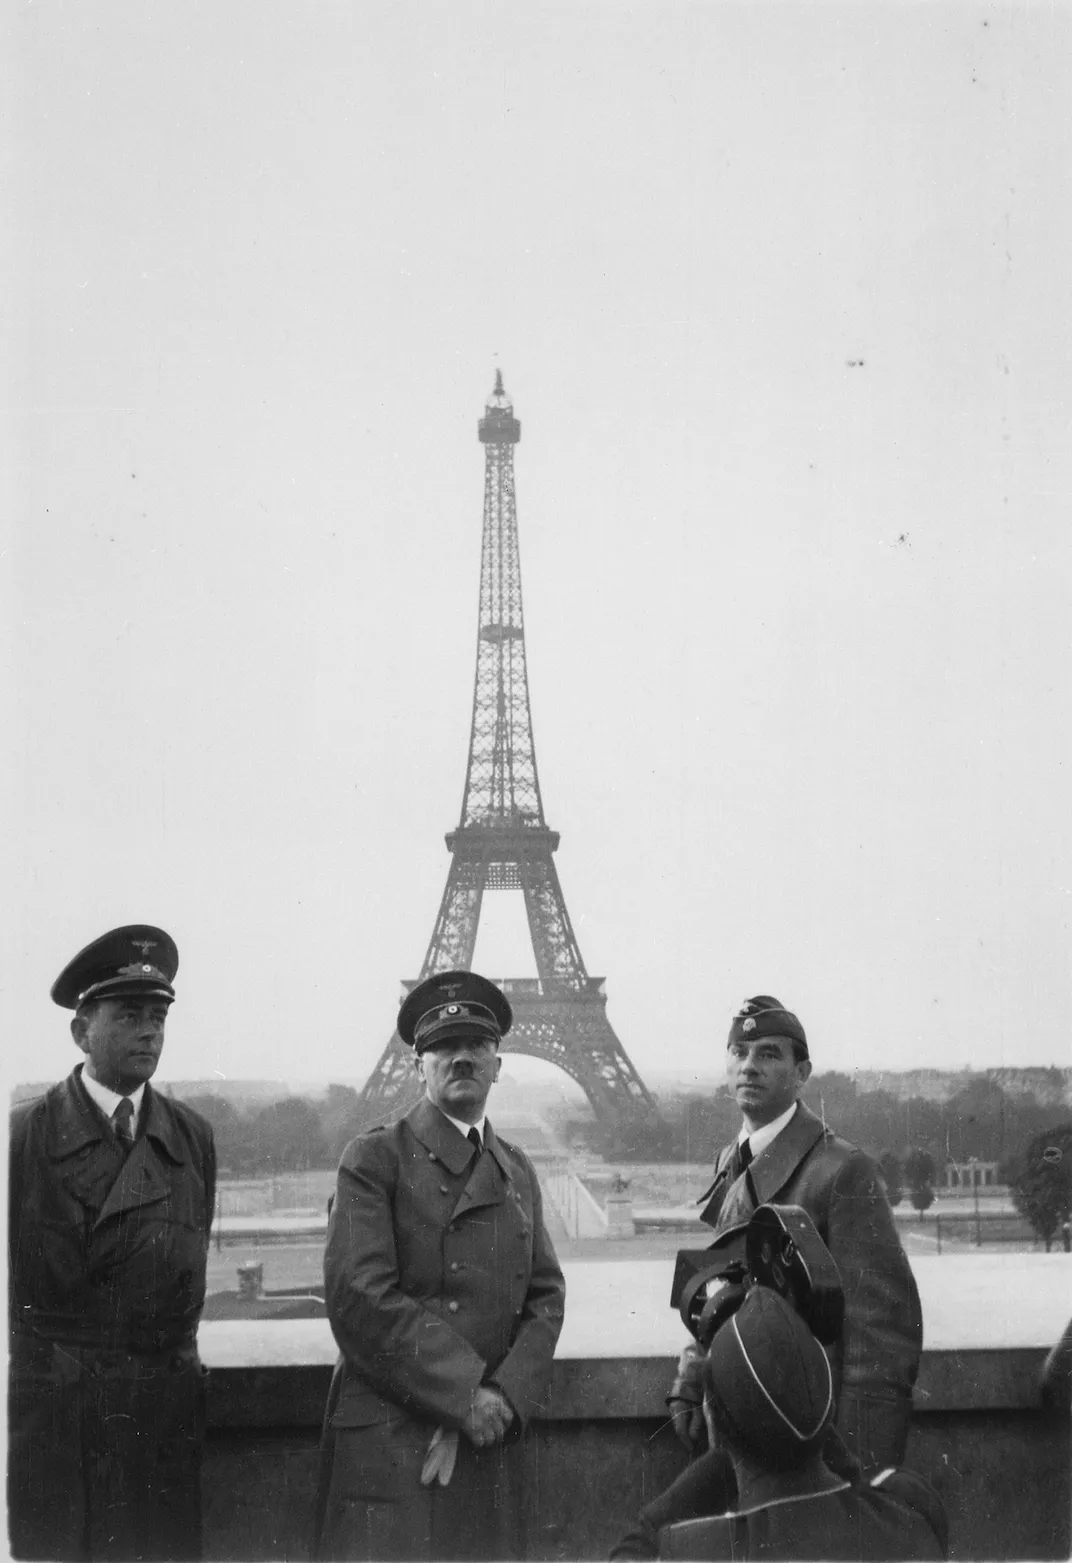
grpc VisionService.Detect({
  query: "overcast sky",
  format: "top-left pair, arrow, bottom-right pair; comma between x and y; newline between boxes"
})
5,2 -> 1070,1097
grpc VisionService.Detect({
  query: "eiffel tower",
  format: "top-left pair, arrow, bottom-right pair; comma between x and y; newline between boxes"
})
356,372 -> 660,1127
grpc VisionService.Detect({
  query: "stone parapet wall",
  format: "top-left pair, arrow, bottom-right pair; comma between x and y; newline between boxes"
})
202,1345 -> 1070,1560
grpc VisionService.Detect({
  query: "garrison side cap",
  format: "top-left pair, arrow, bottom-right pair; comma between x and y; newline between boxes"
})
398,969 -> 512,1054
728,994 -> 807,1055
703,1285 -> 834,1460
51,924 -> 178,1010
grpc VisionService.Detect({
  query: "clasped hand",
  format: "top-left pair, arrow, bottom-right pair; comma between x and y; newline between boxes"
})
463,1385 -> 514,1449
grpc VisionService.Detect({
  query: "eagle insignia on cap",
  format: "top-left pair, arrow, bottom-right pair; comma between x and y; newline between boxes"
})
132,939 -> 157,957
736,1001 -> 755,1018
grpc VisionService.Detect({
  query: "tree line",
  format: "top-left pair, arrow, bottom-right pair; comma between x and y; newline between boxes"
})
180,1073 -> 1072,1252
570,1071 -> 1069,1167
567,1072 -> 1072,1251
182,1084 -> 366,1176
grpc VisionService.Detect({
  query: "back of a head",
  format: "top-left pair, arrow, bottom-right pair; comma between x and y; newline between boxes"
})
703,1285 -> 834,1470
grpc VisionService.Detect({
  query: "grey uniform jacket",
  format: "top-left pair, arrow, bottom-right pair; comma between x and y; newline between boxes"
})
317,1097 -> 565,1560
696,1101 -> 922,1469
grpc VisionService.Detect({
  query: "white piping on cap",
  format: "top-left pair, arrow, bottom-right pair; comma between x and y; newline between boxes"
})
728,1312 -> 833,1442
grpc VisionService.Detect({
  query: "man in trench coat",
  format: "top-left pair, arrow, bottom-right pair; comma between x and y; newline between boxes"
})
664,997 -> 921,1488
8,925 -> 215,1561
318,970 -> 566,1562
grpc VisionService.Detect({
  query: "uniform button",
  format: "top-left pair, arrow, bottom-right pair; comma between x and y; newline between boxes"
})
428,1152 -> 436,1161
440,1185 -> 450,1194
450,1262 -> 459,1272
448,1301 -> 459,1313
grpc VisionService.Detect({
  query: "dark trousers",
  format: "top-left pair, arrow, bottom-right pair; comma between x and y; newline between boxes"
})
8,1338 -> 205,1561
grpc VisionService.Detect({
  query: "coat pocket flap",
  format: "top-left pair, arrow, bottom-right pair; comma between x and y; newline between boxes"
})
330,1383 -> 403,1429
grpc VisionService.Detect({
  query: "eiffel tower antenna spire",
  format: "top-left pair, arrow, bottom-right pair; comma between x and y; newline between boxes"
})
356,374 -> 660,1127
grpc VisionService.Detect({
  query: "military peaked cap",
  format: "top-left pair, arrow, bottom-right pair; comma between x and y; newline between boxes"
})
51,925 -> 179,1010
729,995 -> 807,1055
398,969 -> 512,1054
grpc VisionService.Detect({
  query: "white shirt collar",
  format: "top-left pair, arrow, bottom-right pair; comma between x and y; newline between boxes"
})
444,1111 -> 487,1146
740,1100 -> 798,1160
80,1065 -> 146,1122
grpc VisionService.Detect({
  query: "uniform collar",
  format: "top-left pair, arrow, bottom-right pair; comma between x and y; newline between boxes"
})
44,1067 -> 187,1164
443,1110 -> 486,1144
408,1097 -> 513,1180
699,1102 -> 828,1231
79,1068 -> 146,1122
740,1100 -> 798,1161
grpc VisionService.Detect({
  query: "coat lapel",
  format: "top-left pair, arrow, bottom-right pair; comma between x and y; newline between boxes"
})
747,1103 -> 826,1207
700,1102 -> 828,1237
45,1071 -> 126,1213
93,1134 -> 174,1228
406,1098 -> 474,1176
453,1119 -> 512,1217
40,1072 -> 189,1229
405,1100 -> 510,1217
45,1070 -> 106,1161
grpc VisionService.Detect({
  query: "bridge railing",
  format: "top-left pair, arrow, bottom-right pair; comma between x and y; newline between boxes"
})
542,1161 -> 609,1239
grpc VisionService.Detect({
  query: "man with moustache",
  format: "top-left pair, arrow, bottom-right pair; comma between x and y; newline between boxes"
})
317,970 -> 565,1562
8,926 -> 216,1560
666,996 -> 921,1478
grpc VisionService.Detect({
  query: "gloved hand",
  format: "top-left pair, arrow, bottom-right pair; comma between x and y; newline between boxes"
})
667,1340 -> 707,1452
420,1426 -> 460,1487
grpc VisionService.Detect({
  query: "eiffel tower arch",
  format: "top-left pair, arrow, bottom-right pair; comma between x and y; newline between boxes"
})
356,373 -> 661,1130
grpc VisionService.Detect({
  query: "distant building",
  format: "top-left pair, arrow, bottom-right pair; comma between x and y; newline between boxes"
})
942,1160 -> 1005,1195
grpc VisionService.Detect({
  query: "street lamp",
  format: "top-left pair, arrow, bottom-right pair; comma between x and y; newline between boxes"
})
969,1156 -> 981,1247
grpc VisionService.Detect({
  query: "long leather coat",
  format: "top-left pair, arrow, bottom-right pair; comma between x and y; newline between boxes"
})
8,1067 -> 216,1560
317,1097 -> 566,1561
694,1101 -> 922,1471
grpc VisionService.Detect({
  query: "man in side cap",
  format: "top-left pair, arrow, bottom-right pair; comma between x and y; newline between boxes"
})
317,970 -> 565,1561
8,925 -> 216,1560
620,1288 -> 946,1560
666,997 -> 921,1475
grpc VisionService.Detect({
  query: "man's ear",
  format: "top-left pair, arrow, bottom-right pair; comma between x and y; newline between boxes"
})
70,1014 -> 89,1054
413,1052 -> 426,1082
796,1057 -> 813,1089
493,1053 -> 502,1082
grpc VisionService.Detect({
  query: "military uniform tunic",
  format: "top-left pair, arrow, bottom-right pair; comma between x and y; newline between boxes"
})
8,1067 -> 215,1560
696,1102 -> 921,1470
318,1097 -> 565,1561
657,1468 -> 947,1560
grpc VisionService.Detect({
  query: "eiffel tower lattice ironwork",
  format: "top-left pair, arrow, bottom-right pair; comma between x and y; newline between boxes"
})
356,371 -> 660,1128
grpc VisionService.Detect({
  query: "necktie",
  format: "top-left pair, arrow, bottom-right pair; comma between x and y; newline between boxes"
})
729,1138 -> 752,1182
467,1127 -> 482,1156
113,1097 -> 135,1148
